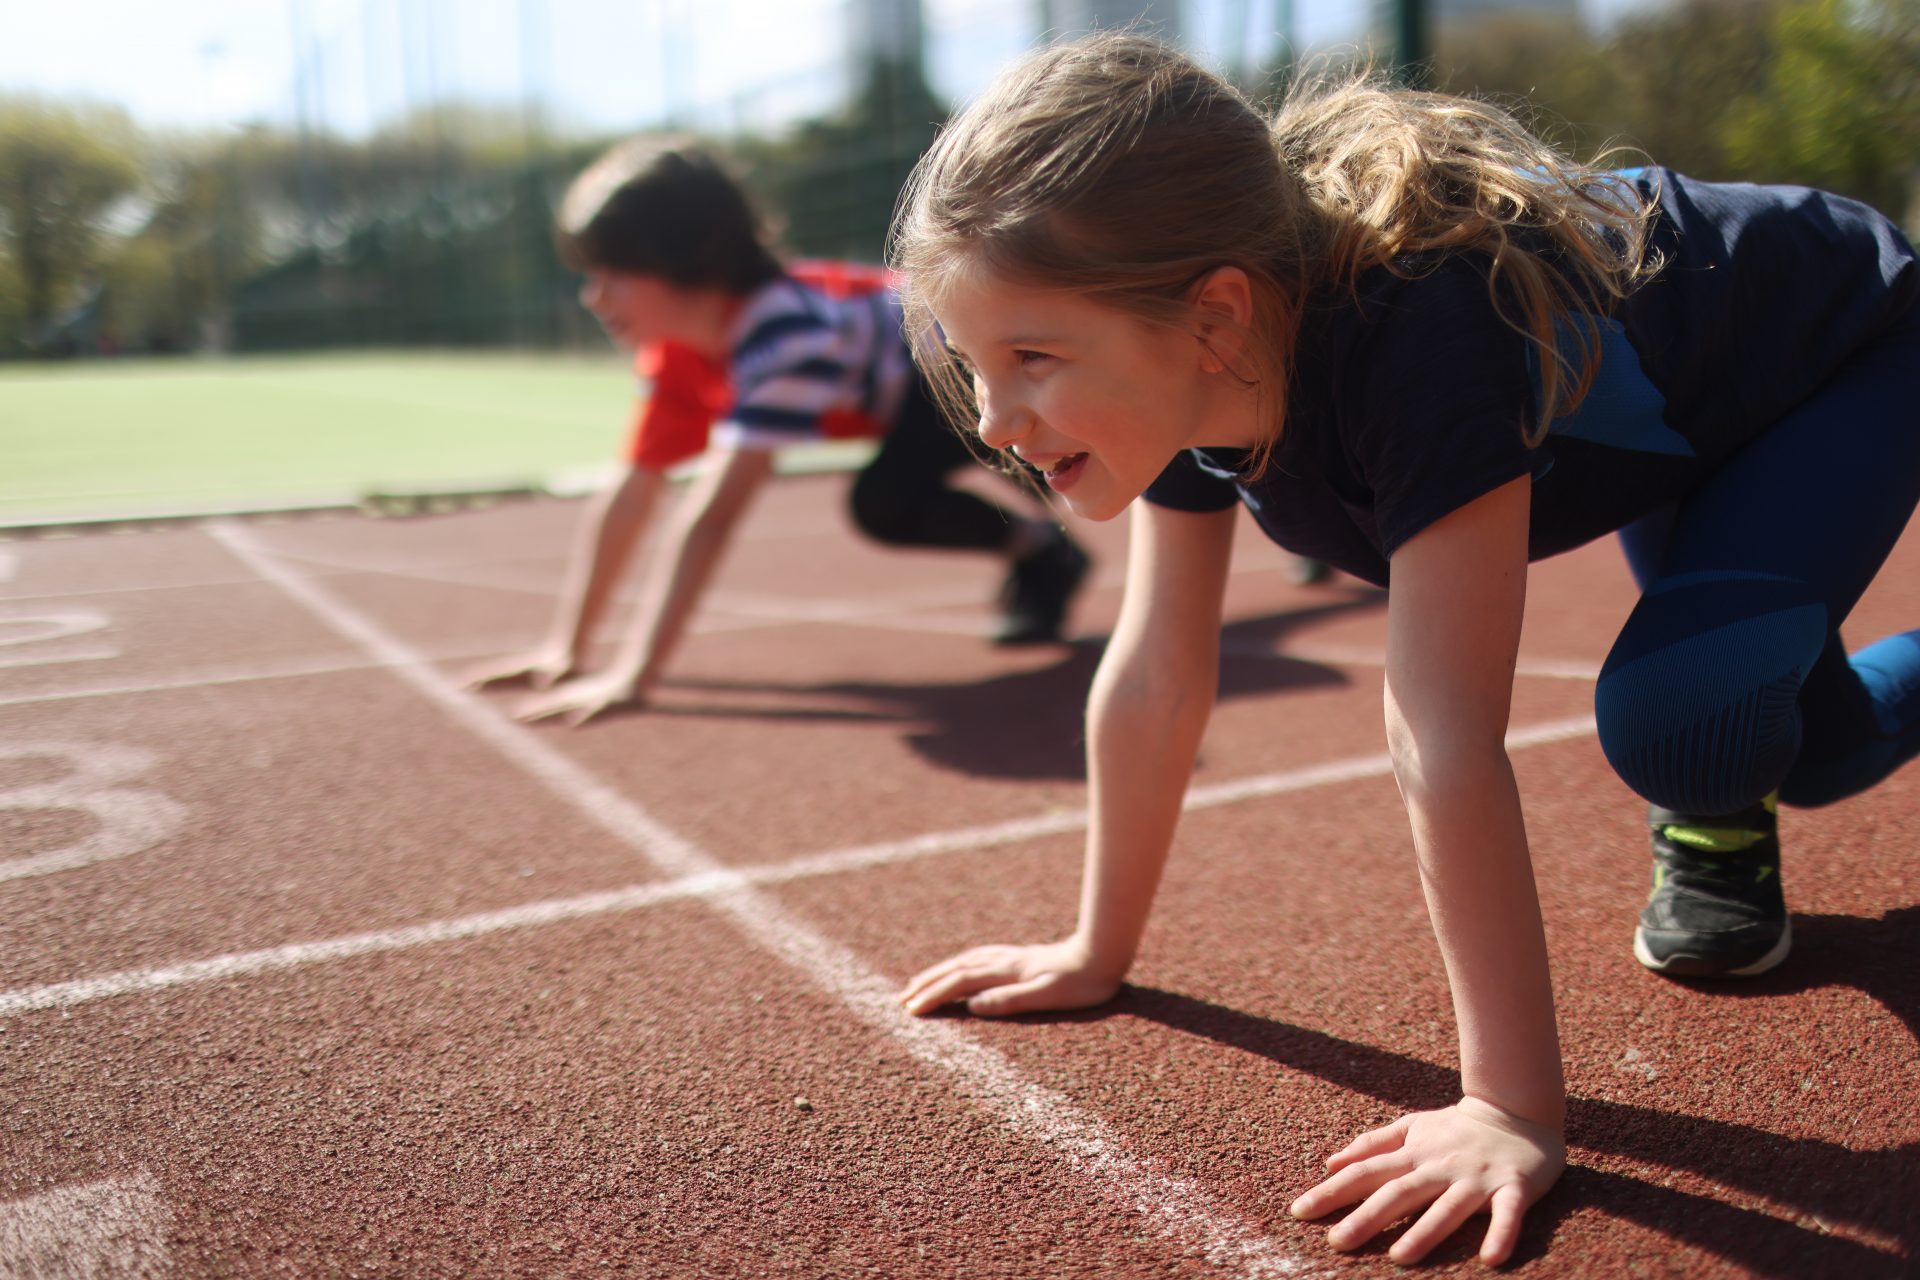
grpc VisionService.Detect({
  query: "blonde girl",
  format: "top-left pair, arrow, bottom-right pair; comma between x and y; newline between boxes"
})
893,32 -> 1920,1264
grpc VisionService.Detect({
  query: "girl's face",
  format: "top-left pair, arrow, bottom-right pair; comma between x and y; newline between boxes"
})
580,269 -> 740,356
578,269 -> 682,349
932,268 -> 1257,522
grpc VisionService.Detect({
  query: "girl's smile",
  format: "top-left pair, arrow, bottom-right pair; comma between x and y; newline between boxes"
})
932,269 -> 1263,522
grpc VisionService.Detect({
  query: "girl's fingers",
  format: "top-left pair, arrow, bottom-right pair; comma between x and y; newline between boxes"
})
1324,1116 -> 1410,1172
901,966 -> 1007,1016
1324,1174 -> 1438,1253
1477,1185 -> 1528,1266
1387,1185 -> 1484,1265
1289,1152 -> 1406,1219
964,973 -> 1061,1016
900,950 -> 996,1002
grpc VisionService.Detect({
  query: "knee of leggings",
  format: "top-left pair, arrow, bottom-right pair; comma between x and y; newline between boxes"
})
1594,602 -> 1826,813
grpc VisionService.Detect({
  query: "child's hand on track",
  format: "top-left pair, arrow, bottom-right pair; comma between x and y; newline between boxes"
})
899,940 -> 1126,1017
1288,1096 -> 1564,1266
514,670 -> 644,726
463,649 -> 575,692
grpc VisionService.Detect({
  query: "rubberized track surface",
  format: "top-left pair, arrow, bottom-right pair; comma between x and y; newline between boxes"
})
3,474 -> 1916,1278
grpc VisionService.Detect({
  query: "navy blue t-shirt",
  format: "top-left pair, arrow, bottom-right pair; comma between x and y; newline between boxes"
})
1142,168 -> 1920,586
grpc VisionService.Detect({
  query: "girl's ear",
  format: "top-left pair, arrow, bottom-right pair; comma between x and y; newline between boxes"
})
1189,266 -> 1254,375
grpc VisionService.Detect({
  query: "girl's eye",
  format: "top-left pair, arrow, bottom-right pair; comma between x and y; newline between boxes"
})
1015,350 -> 1052,367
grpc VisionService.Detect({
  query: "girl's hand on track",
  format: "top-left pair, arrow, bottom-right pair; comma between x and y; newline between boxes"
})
898,940 -> 1125,1017
1288,1096 -> 1564,1266
463,649 -> 575,692
514,670 -> 643,726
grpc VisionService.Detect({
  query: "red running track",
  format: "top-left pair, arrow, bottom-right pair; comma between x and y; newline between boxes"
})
1,474 -> 1916,1278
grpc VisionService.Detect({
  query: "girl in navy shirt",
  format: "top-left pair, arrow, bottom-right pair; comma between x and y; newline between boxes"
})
892,32 -> 1919,1265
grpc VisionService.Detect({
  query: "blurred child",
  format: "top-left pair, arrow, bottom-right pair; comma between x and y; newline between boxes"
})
467,140 -> 1089,724
890,34 -> 1920,1264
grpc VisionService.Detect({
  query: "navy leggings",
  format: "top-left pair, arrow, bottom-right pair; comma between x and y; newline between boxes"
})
1597,305 -> 1920,815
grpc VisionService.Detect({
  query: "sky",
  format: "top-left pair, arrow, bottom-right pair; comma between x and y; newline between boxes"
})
0,0 -> 1648,140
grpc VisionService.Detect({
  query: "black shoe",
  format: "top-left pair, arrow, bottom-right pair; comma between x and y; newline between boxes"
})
1633,793 -> 1791,977
992,529 -> 1089,645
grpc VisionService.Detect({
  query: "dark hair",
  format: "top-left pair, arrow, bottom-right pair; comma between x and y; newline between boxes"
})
554,138 -> 783,294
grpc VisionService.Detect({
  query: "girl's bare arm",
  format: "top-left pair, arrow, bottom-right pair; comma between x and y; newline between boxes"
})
518,447 -> 774,724
901,501 -> 1236,1016
1291,474 -> 1564,1266
465,464 -> 670,689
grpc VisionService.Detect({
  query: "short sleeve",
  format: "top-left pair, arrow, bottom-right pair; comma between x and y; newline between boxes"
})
1343,260 -> 1539,557
719,319 -> 848,448
625,343 -> 730,469
1142,448 -> 1242,513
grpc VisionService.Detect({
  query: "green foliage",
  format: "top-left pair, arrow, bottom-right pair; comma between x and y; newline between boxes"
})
0,251 -> 24,349
736,56 -> 947,263
0,96 -> 142,351
1434,0 -> 1920,221
1720,0 -> 1920,216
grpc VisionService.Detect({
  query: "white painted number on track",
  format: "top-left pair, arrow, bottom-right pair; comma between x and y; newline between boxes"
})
0,1171 -> 170,1279
0,743 -> 187,882
0,609 -> 117,671
0,613 -> 109,646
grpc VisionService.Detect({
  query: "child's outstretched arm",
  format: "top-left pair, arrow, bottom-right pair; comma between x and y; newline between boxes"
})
1289,475 -> 1564,1266
900,501 -> 1237,1015
465,465 -> 670,692
517,446 -> 774,725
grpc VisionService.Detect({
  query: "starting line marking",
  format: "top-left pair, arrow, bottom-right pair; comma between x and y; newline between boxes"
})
0,1171 -> 169,1279
200,520 -> 1319,1278
0,716 -> 1596,1018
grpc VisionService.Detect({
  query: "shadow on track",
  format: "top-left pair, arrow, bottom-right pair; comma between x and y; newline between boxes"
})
1064,921 -> 1920,1278
642,590 -> 1389,781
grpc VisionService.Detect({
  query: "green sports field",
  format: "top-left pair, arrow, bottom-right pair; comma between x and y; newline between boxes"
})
0,351 -> 640,525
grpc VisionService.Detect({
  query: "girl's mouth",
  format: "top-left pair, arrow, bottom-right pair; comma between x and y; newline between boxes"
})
1041,453 -> 1088,492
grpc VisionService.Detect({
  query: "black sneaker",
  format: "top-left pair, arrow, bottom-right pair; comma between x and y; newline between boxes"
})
993,528 -> 1090,645
1633,793 -> 1791,977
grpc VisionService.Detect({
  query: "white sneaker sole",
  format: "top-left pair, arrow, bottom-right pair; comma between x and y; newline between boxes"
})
1633,917 -> 1793,977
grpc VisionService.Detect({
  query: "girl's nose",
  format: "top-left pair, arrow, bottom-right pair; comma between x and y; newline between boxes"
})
974,380 -> 1028,452
577,274 -> 604,311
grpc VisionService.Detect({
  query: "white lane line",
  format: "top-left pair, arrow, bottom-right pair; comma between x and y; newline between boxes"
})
0,637 -> 1602,713
0,712 -> 1597,1017
198,519 -> 1318,1279
0,550 -> 16,583
0,878 -> 727,1014
0,644 -> 521,710
0,1170 -> 169,1279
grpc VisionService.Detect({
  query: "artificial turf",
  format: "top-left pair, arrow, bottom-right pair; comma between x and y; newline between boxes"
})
0,350 -> 637,523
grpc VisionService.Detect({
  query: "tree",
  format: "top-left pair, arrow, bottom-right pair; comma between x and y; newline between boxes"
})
1720,0 -> 1920,218
0,97 -> 141,353
736,55 -> 948,262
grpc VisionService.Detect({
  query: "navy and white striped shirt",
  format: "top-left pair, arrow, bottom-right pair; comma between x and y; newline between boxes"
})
711,275 -> 914,450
